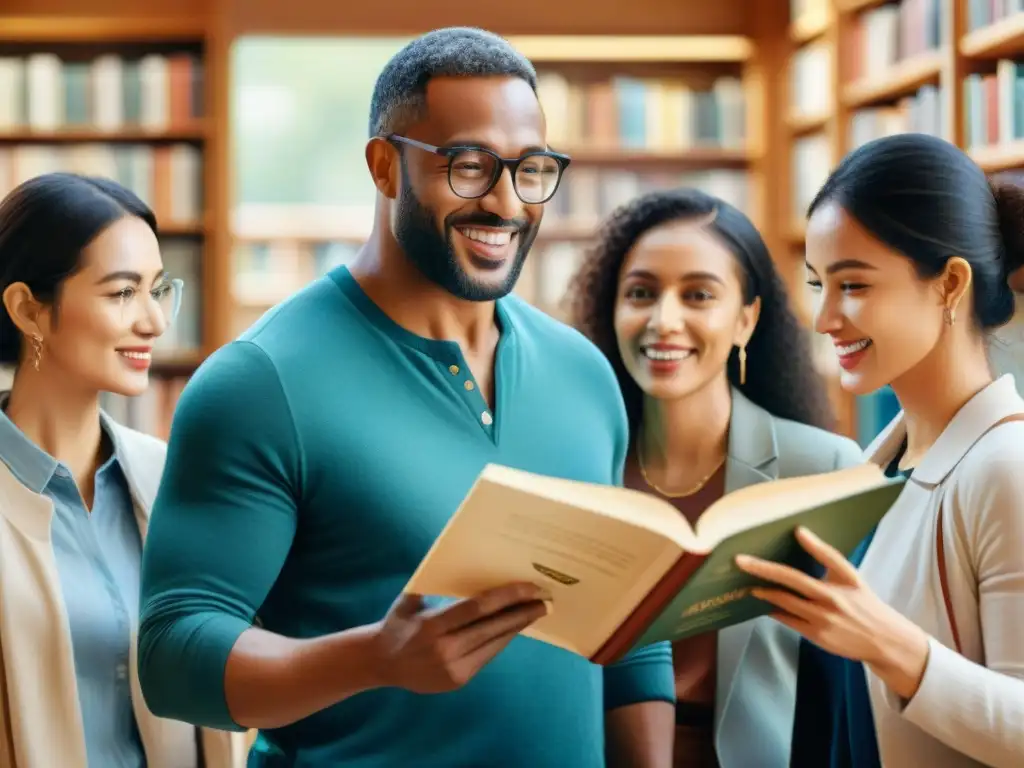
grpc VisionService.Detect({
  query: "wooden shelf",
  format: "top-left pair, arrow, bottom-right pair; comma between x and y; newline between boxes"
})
0,125 -> 207,143
538,221 -> 600,242
233,205 -> 371,243
790,10 -> 830,44
787,112 -> 830,136
960,14 -> 1024,60
837,0 -> 890,13
779,0 -> 1024,441
0,11 -> 229,439
969,142 -> 1024,173
160,222 -> 207,237
778,3 -> 960,441
843,50 -> 943,108
151,352 -> 202,377
507,35 -> 753,63
235,220 -> 601,246
0,17 -> 205,44
786,222 -> 807,243
564,147 -> 751,168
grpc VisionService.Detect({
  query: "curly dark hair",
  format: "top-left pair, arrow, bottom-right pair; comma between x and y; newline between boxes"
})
567,187 -> 835,437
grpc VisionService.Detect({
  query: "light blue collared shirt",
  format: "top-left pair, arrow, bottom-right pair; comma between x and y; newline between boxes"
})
0,403 -> 145,768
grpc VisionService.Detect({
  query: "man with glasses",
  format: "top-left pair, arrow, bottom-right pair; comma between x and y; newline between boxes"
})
138,26 -> 675,767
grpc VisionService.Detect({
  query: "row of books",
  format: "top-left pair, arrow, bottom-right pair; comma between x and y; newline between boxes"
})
516,241 -> 589,319
966,2 -> 1024,32
230,169 -> 750,311
155,239 -> 204,356
535,72 -> 745,152
964,61 -> 1024,150
791,133 -> 831,227
0,143 -> 203,227
547,167 -> 749,227
849,84 -> 944,148
790,41 -> 831,120
789,0 -> 827,26
232,236 -> 588,327
845,0 -> 942,83
0,52 -> 203,133
232,239 -> 357,311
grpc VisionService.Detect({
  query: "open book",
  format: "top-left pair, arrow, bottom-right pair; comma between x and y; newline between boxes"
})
404,462 -> 905,665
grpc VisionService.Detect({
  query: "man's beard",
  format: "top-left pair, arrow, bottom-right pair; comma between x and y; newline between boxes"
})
393,181 -> 538,302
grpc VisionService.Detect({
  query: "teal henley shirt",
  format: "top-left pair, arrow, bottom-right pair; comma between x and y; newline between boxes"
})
138,265 -> 674,766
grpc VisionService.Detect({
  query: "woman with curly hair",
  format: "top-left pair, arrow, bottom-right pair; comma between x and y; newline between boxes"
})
568,187 -> 863,768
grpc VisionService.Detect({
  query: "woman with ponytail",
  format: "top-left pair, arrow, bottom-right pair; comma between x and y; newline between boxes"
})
737,133 -> 1024,768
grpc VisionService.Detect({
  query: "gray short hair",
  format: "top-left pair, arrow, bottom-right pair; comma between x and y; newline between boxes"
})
368,27 -> 538,137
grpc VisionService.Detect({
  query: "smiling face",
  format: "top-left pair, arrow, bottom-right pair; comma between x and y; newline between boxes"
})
805,201 -> 947,395
390,75 -> 547,301
613,219 -> 759,402
19,215 -> 174,397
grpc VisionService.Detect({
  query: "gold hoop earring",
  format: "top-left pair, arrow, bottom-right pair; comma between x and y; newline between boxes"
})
30,334 -> 43,372
943,307 -> 956,326
738,344 -> 747,386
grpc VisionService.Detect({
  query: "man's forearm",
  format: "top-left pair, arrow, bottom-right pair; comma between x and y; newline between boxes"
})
605,701 -> 675,768
224,624 -> 383,729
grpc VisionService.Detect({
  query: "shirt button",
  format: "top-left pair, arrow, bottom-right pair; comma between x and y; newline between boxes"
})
481,411 -> 493,426
464,380 -> 475,391
448,364 -> 460,375
116,664 -> 127,680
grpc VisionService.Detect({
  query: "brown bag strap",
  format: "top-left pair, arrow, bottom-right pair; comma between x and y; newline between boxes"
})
935,509 -> 962,654
936,412 -> 1024,655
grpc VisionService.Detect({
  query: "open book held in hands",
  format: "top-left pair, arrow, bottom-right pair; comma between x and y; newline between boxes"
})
404,462 -> 905,665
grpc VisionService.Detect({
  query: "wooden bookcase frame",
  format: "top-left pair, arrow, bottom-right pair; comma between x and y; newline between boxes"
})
780,0 -> 1024,438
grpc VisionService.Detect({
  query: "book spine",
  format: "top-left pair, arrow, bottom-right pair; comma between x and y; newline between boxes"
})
590,550 -> 708,665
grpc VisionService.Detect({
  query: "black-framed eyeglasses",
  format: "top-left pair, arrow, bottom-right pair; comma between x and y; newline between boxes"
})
386,134 -> 571,205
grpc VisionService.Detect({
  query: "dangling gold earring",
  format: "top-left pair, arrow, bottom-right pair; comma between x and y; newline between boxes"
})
30,334 -> 43,372
943,306 -> 956,326
738,344 -> 747,386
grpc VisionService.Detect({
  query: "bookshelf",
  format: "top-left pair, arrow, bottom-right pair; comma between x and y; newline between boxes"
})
782,0 -> 1024,441
230,33 -> 764,325
0,16 -> 229,438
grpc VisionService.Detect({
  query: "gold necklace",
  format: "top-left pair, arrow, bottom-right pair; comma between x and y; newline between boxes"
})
637,438 -> 726,499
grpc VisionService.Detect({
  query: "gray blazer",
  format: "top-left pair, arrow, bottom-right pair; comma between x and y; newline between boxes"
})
713,388 -> 863,768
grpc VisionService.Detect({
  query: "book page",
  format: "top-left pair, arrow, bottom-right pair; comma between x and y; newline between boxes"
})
633,477 -> 904,648
482,464 -> 700,549
694,463 -> 887,550
404,472 -> 685,659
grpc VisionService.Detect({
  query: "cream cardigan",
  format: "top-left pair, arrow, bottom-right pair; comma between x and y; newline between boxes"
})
0,411 -> 249,768
860,374 -> 1024,767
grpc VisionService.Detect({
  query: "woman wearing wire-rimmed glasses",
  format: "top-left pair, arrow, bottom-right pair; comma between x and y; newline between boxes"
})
0,172 -> 247,768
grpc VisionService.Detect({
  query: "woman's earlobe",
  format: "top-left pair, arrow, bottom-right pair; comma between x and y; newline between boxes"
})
939,256 -> 973,315
1,282 -> 41,337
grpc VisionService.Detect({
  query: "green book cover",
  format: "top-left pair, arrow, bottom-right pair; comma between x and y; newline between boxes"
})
630,477 -> 905,649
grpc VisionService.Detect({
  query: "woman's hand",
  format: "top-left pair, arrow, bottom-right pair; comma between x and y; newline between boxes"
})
735,526 -> 931,700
